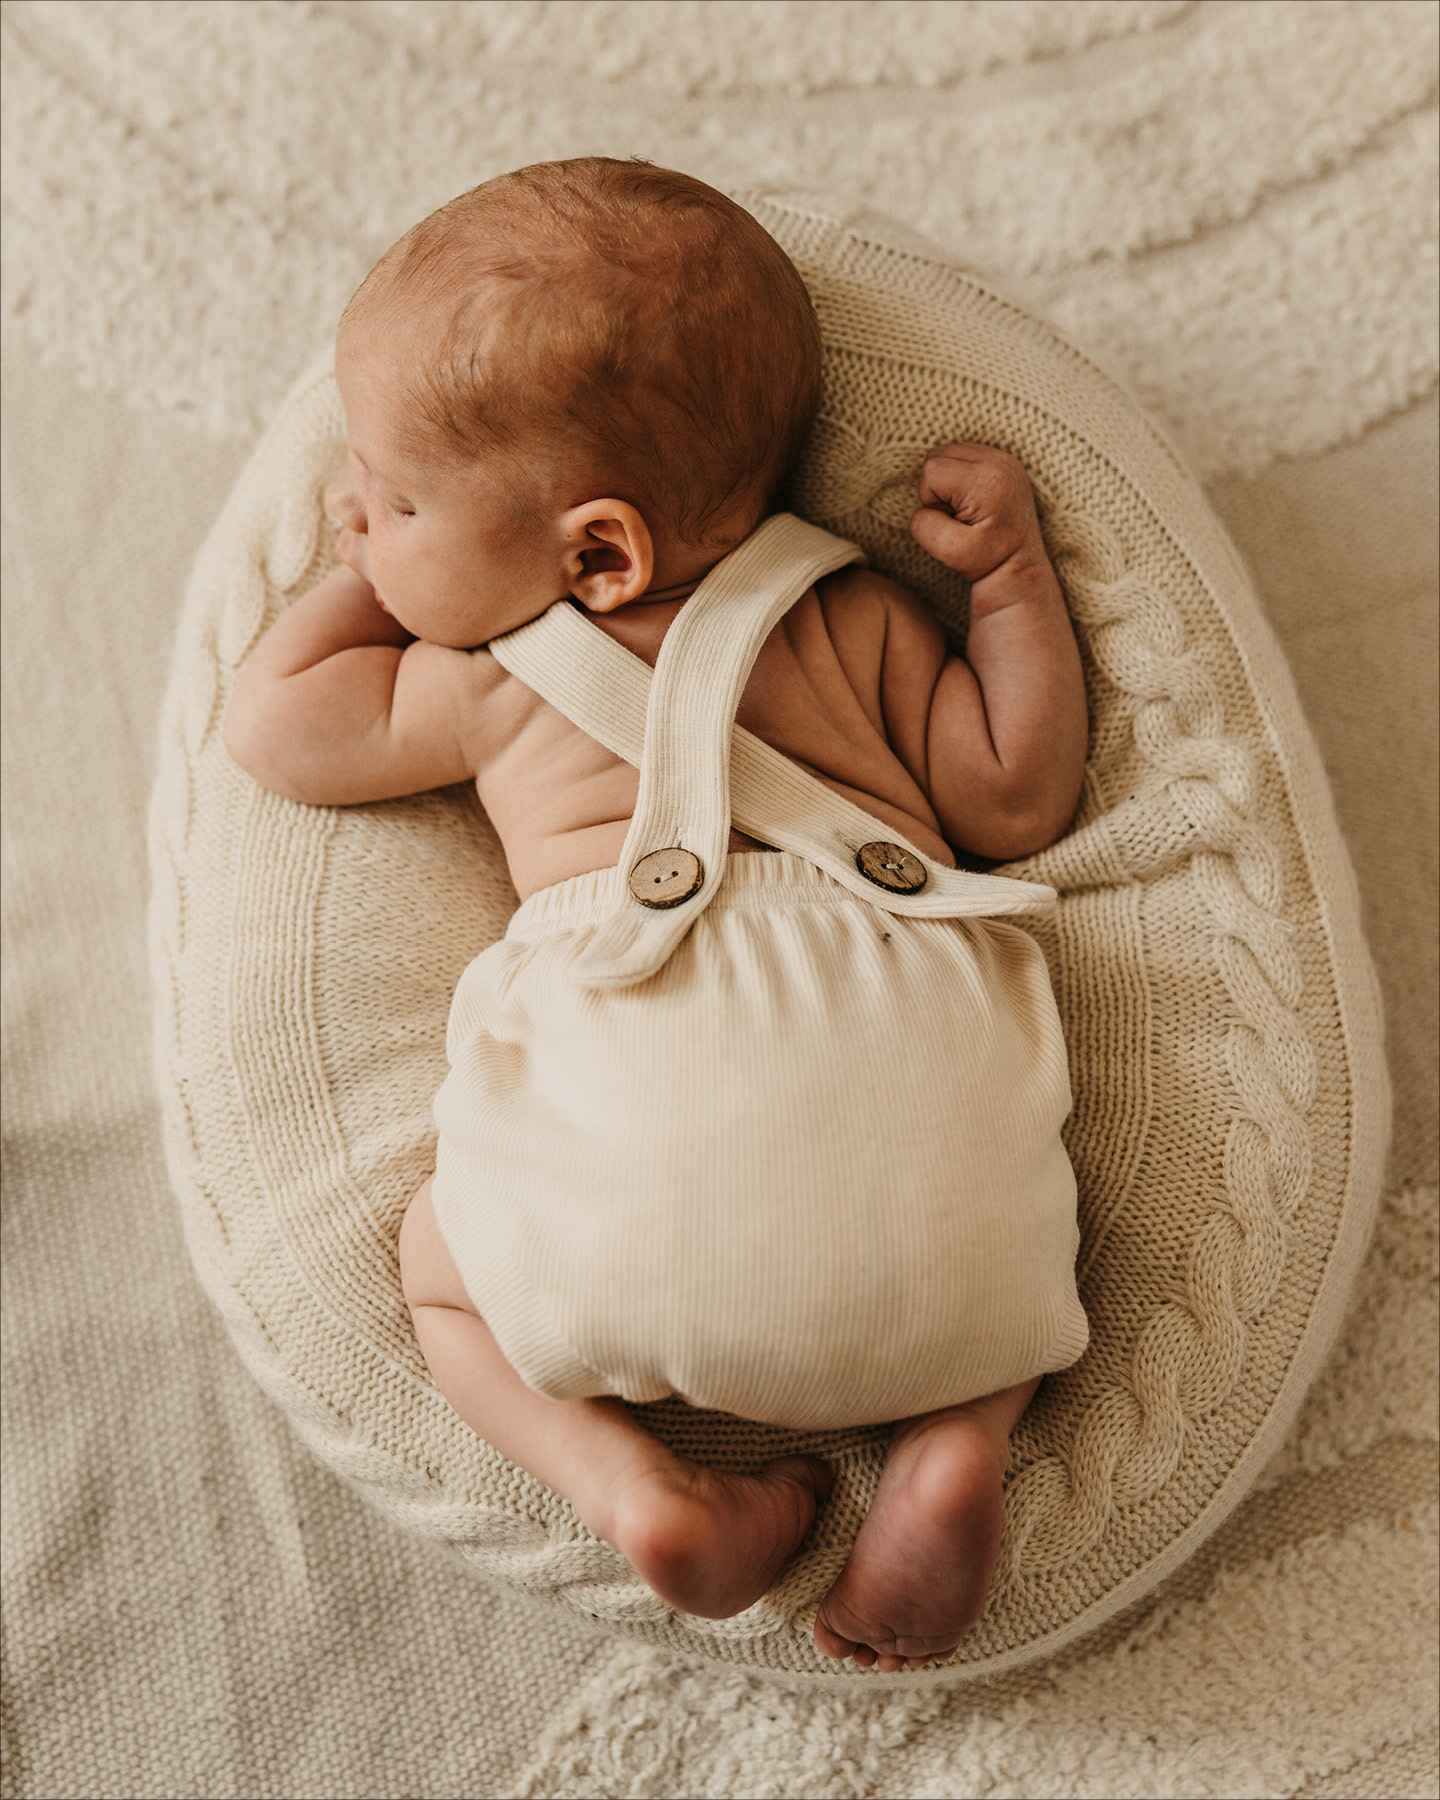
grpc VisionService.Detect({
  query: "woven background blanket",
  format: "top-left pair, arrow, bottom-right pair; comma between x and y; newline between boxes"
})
2,4 -> 1435,1796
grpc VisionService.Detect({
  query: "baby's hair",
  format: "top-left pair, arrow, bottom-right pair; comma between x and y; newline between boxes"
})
343,158 -> 823,546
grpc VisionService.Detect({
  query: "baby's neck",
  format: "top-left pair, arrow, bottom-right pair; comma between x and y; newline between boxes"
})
641,575 -> 704,604
643,516 -> 762,604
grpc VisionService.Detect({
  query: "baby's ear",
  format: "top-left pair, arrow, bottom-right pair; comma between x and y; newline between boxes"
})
562,501 -> 654,613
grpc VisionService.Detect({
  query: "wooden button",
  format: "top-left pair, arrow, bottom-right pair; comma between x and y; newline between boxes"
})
628,847 -> 704,908
856,841 -> 928,894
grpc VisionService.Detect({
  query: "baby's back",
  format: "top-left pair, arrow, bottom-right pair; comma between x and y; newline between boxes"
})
476,565 -> 958,900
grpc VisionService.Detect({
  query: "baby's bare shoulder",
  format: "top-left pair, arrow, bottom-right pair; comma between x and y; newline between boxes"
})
447,641 -> 561,762
813,564 -> 948,691
815,564 -> 943,636
814,561 -> 911,614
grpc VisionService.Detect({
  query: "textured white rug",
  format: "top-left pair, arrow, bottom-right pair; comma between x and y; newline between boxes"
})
2,4 -> 1435,1796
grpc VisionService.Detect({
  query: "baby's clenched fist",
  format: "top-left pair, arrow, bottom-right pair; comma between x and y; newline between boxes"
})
910,444 -> 1051,611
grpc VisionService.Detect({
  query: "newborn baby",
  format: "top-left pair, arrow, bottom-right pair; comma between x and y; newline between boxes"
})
225,158 -> 1090,1672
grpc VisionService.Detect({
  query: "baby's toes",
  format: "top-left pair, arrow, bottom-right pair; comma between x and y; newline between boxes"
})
813,1613 -> 858,1661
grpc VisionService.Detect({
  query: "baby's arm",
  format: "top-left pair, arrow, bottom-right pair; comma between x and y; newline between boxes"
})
223,564 -> 497,803
884,443 -> 1086,860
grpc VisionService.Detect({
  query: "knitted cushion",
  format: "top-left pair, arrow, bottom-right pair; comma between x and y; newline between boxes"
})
149,195 -> 1388,1682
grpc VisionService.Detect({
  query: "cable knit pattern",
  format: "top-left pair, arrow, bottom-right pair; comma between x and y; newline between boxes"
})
148,198 -> 1388,1678
982,498 -> 1319,1585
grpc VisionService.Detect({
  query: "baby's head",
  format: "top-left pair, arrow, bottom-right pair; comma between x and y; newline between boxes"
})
327,159 -> 822,646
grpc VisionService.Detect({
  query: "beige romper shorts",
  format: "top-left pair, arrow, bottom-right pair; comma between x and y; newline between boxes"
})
432,516 -> 1088,1429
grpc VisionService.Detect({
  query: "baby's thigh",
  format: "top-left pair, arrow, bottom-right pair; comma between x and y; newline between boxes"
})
398,1177 -> 476,1314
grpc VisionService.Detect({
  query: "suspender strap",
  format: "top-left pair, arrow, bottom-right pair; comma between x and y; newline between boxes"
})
489,514 -> 1055,990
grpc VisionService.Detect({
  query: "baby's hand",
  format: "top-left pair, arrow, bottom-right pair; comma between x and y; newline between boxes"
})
910,444 -> 1050,612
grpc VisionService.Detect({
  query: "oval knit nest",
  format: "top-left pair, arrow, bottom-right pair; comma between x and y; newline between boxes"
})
148,195 -> 1388,1682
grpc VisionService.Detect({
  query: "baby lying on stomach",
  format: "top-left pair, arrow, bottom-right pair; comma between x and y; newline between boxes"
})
225,158 -> 1090,1672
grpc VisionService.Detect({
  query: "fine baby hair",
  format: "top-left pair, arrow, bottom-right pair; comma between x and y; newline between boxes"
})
341,158 -> 824,550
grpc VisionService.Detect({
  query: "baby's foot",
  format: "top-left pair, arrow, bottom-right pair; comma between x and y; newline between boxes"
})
604,1455 -> 831,1620
814,1406 -> 1006,1672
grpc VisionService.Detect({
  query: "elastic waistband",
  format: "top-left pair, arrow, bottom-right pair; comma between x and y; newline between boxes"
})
509,850 -> 866,938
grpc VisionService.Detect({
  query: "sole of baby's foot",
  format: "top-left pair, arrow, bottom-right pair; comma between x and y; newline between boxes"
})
604,1455 -> 831,1620
814,1407 -> 1006,1672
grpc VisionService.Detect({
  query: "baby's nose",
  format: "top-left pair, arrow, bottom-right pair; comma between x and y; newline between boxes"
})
325,469 -> 366,533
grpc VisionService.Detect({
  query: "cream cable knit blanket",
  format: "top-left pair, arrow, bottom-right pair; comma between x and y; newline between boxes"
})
3,4 -> 1435,1796
147,189 -> 1386,1680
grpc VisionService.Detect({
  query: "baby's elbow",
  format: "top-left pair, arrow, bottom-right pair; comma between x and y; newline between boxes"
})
221,692 -> 310,802
964,789 -> 1079,863
965,818 -> 1050,864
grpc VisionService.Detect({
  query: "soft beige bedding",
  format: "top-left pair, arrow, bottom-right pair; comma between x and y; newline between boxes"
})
3,4 -> 1435,1795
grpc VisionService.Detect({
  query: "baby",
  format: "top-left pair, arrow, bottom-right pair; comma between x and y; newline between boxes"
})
225,158 -> 1090,1672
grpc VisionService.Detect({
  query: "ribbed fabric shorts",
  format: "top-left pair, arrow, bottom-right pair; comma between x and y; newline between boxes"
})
432,850 -> 1087,1429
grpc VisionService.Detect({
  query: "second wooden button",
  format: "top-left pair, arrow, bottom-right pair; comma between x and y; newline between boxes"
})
856,840 -> 928,894
629,847 -> 704,908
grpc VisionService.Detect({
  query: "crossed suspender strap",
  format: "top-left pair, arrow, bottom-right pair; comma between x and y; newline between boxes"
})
488,513 -> 1055,990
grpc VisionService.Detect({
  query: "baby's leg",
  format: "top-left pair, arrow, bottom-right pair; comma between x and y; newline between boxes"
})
814,1379 -> 1039,1672
399,1181 -> 829,1620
